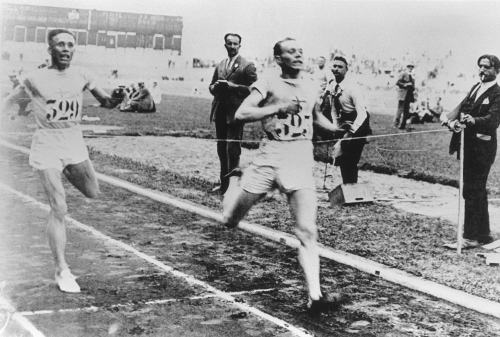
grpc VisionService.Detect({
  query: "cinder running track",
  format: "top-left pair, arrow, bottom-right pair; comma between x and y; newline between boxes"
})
1,142 -> 499,337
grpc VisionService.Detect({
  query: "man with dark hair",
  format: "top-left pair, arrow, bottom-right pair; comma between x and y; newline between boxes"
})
3,28 -> 123,293
394,63 -> 415,129
209,33 -> 257,194
442,54 -> 500,249
318,56 -> 371,183
222,38 -> 346,316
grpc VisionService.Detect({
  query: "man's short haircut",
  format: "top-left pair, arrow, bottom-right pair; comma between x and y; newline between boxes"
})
333,56 -> 348,68
224,33 -> 242,44
47,29 -> 75,45
477,54 -> 500,72
273,37 -> 295,56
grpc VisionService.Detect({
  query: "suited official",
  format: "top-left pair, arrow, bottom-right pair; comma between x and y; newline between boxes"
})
442,54 -> 500,249
209,33 -> 257,194
394,63 -> 415,130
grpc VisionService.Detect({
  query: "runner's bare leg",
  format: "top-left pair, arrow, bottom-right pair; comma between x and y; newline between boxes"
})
63,159 -> 99,198
289,188 -> 322,302
38,168 -> 70,273
222,177 -> 264,227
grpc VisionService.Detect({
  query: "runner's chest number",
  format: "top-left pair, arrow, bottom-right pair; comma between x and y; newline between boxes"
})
45,98 -> 80,121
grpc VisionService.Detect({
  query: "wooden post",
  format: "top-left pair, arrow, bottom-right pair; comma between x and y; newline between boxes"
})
457,129 -> 465,254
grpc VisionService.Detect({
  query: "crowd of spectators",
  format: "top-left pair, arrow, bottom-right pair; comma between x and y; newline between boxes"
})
2,43 -> 479,115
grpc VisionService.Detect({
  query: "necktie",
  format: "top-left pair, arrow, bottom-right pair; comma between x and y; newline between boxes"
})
469,84 -> 480,102
333,84 -> 342,116
320,90 -> 333,122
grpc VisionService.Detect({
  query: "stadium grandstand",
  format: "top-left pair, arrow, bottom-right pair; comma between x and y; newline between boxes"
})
1,3 -> 185,84
1,3 -> 182,51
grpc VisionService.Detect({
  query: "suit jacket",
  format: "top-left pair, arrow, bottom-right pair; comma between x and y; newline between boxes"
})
209,55 -> 257,123
396,71 -> 415,101
449,82 -> 500,165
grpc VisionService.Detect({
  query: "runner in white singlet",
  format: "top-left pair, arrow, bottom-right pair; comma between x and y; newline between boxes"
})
3,29 -> 124,293
222,38 -> 347,316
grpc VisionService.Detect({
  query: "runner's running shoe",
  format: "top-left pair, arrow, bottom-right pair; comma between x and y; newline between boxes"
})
55,269 -> 80,293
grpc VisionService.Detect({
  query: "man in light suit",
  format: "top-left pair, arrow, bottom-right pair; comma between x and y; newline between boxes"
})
394,64 -> 415,130
209,33 -> 257,194
442,54 -> 500,249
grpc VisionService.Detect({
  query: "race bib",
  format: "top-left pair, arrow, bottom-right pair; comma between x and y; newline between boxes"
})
45,97 -> 81,121
273,110 -> 311,139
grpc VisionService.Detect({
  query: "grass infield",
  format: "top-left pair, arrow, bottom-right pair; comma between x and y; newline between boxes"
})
2,89 -> 498,308
82,92 -> 500,198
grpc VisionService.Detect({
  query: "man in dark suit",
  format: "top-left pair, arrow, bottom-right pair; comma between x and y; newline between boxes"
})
394,64 -> 415,130
442,54 -> 500,249
209,33 -> 257,194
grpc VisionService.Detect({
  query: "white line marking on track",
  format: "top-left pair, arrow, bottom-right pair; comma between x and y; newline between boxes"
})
19,295 -> 215,316
0,139 -> 30,154
0,183 -> 313,337
19,289 -> 278,317
96,162 -> 500,319
0,296 -> 46,337
2,139 -> 500,320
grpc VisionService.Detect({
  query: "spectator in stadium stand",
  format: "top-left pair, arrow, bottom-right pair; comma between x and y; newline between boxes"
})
318,56 -> 372,184
209,33 -> 257,194
394,63 -> 416,130
222,38 -> 347,316
120,82 -> 156,113
2,29 -> 124,293
442,54 -> 500,249
312,56 -> 329,91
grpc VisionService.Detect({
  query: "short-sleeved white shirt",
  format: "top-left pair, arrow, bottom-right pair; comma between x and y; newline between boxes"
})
252,75 -> 318,141
251,74 -> 319,167
21,66 -> 96,129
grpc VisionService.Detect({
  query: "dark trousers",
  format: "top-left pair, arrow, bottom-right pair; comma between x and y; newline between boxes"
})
335,118 -> 371,184
462,148 -> 492,243
394,100 -> 411,129
129,100 -> 155,113
215,118 -> 244,194
337,139 -> 366,184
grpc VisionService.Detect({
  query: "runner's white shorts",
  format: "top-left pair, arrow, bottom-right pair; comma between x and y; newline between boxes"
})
240,162 -> 315,195
29,127 -> 89,171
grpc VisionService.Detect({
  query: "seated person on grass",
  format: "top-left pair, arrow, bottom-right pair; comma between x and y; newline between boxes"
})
427,96 -> 444,120
407,98 -> 436,124
120,82 -> 156,113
